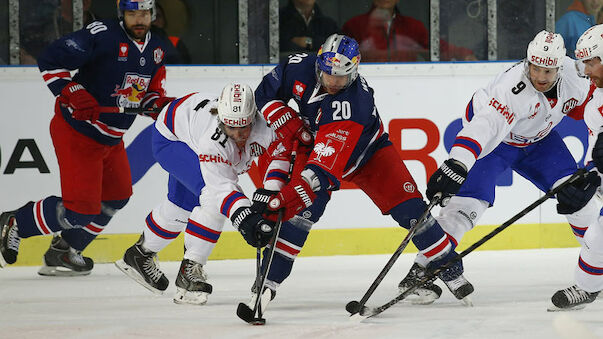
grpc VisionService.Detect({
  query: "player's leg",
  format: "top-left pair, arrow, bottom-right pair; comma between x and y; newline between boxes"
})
512,131 -> 597,246
1,115 -> 103,268
173,206 -> 227,305
39,138 -> 134,275
550,211 -> 603,310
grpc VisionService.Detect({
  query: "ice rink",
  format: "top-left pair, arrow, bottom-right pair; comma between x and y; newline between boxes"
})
1,248 -> 601,339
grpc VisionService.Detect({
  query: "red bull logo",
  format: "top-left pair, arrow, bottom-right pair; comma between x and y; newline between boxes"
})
530,55 -> 558,67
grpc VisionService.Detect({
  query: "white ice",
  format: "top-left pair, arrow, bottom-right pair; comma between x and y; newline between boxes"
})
1,248 -> 601,339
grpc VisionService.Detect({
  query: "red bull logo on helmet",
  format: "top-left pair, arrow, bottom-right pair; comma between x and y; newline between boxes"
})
530,55 -> 558,67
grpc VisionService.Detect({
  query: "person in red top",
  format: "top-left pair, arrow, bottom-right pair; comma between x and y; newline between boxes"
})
342,0 -> 477,62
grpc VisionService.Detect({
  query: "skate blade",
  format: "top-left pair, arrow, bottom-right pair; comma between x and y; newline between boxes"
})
38,265 -> 91,277
173,287 -> 208,305
547,303 -> 587,312
460,295 -> 473,307
114,260 -> 165,295
0,254 -> 8,268
398,288 -> 440,305
247,288 -> 273,313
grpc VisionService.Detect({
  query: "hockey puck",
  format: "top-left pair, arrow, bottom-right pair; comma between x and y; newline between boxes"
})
346,300 -> 361,314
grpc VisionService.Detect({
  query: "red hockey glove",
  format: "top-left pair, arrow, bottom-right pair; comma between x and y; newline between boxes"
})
58,82 -> 100,122
266,177 -> 316,221
266,106 -> 313,146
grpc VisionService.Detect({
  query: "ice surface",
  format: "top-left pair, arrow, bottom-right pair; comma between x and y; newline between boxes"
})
1,248 -> 601,339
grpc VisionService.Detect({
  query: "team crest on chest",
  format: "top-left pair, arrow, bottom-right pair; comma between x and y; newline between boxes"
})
118,43 -> 129,61
249,142 -> 266,157
154,47 -> 164,64
293,80 -> 307,100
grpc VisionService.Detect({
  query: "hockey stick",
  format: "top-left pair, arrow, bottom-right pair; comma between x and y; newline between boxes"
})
357,167 -> 590,319
236,142 -> 299,325
346,193 -> 441,315
99,106 -> 163,115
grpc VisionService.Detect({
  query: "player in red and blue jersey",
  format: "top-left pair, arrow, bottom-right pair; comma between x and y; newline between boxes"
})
247,34 -> 474,312
0,0 -> 174,276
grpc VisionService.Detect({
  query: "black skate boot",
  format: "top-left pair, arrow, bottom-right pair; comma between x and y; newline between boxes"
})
548,285 -> 600,311
173,258 -> 213,305
0,211 -> 21,267
398,262 -> 443,305
430,253 -> 474,306
38,235 -> 94,276
115,234 -> 169,294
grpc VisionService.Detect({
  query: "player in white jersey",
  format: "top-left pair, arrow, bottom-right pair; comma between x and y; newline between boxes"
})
113,83 -> 290,305
400,30 -> 601,303
547,25 -> 603,311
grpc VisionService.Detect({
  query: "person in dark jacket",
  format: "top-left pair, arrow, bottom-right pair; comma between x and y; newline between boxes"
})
279,0 -> 338,57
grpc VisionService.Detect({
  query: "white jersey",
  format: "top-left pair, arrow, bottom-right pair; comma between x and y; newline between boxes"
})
583,88 -> 603,165
154,92 -> 278,220
450,57 -> 593,170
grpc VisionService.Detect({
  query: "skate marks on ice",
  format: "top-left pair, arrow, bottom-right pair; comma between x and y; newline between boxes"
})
0,249 -> 602,338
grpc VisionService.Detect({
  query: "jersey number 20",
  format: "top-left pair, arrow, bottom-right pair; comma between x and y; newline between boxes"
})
332,101 -> 351,120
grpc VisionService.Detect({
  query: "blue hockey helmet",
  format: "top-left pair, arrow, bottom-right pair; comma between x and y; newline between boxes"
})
315,34 -> 361,90
117,0 -> 156,21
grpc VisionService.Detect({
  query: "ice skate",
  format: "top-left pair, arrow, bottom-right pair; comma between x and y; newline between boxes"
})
0,211 -> 20,267
434,256 -> 474,306
548,285 -> 599,311
398,262 -> 443,305
173,258 -> 213,305
115,235 -> 169,294
38,235 -> 93,276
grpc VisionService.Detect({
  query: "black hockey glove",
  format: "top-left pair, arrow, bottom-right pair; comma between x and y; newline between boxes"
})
556,171 -> 600,215
231,207 -> 275,248
250,188 -> 279,215
592,132 -> 603,174
426,159 -> 468,206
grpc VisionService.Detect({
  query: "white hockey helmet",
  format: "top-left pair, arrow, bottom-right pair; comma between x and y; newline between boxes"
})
217,83 -> 257,127
526,30 -> 566,68
575,24 -> 603,61
117,0 -> 156,21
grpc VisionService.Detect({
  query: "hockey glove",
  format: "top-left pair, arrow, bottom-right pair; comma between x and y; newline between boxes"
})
267,178 -> 316,221
265,106 -> 313,146
142,95 -> 175,120
556,171 -> 600,215
592,132 -> 603,174
426,159 -> 468,206
231,207 -> 275,248
250,188 -> 279,215
58,82 -> 101,122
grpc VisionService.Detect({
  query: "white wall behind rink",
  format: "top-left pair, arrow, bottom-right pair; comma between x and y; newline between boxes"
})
0,62 -> 585,234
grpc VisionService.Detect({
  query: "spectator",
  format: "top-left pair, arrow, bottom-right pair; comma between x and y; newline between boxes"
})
279,0 -> 338,57
151,2 -> 191,64
342,0 -> 477,62
556,0 -> 603,58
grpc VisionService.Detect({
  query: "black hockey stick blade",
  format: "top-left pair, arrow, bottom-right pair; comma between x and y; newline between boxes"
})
346,194 -> 441,316
236,302 -> 266,325
354,168 -> 591,320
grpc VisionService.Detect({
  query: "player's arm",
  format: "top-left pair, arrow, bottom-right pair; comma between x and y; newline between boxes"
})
38,23 -> 103,122
255,60 -> 312,146
426,86 -> 519,203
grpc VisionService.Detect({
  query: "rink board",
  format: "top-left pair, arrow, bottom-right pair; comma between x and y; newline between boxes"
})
0,63 -> 591,266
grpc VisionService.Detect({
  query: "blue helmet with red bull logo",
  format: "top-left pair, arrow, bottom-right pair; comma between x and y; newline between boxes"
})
117,0 -> 156,21
315,34 -> 361,90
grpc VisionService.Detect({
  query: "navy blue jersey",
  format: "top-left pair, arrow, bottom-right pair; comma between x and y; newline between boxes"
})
38,19 -> 167,145
255,53 -> 390,189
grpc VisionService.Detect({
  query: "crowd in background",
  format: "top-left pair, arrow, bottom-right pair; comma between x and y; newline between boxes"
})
2,0 -> 603,65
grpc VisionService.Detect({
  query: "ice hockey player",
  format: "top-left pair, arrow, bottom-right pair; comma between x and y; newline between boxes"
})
248,33 -> 474,313
0,0 -> 173,275
419,30 -> 601,305
548,24 -> 603,311
114,83 -> 291,305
